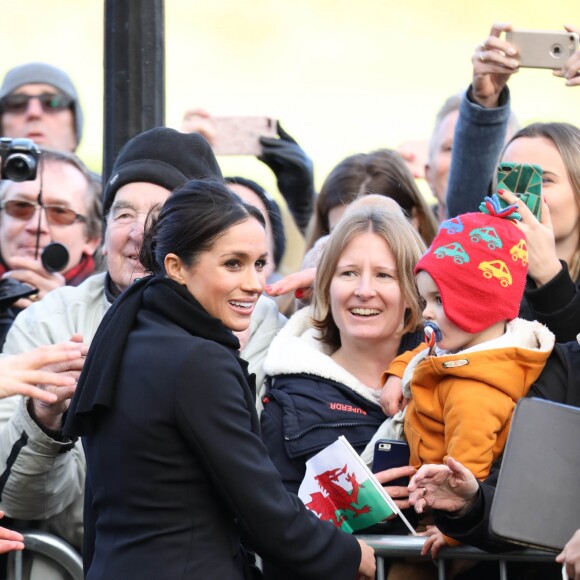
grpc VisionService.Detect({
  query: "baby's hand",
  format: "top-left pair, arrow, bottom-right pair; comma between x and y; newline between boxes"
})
379,375 -> 405,416
420,525 -> 447,558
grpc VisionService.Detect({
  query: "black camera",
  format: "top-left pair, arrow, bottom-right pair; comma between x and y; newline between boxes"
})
0,137 -> 41,181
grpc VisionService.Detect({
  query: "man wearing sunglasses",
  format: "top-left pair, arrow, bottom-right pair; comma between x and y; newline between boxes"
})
0,62 -> 83,152
0,149 -> 101,341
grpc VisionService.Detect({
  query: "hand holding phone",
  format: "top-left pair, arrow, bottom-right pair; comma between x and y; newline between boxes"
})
496,162 -> 543,221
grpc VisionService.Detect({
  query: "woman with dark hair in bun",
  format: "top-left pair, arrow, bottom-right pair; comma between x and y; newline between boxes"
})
64,180 -> 375,580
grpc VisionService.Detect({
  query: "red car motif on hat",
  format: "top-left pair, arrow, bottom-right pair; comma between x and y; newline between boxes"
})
434,243 -> 470,264
478,260 -> 512,287
470,227 -> 502,250
510,239 -> 528,266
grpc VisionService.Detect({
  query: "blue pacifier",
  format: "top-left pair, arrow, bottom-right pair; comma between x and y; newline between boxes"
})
424,321 -> 442,354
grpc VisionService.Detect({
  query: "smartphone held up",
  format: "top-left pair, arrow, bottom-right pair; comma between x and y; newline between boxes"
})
211,116 -> 278,156
181,110 -> 278,156
506,29 -> 579,69
496,162 -> 543,221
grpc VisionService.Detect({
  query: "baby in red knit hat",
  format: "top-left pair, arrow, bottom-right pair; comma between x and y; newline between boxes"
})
378,194 -> 555,556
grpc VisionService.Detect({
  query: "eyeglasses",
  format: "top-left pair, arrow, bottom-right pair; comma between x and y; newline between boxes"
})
0,93 -> 73,114
0,199 -> 87,226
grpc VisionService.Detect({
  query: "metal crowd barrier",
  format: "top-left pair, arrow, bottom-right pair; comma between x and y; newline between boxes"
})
357,535 -> 559,580
6,530 -> 558,580
9,530 -> 83,580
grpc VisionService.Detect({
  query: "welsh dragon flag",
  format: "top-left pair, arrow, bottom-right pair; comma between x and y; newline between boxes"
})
298,436 -> 416,535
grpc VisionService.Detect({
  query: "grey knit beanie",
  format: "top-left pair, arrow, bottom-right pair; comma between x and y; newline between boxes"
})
0,62 -> 83,147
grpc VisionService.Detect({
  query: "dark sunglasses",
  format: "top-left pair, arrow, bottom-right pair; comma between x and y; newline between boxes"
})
0,199 -> 86,226
0,93 -> 73,114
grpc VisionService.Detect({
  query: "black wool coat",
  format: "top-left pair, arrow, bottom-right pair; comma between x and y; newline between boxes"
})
66,277 -> 360,580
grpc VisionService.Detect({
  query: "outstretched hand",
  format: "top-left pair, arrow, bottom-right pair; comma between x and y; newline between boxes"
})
408,457 -> 479,515
0,343 -> 82,403
265,268 -> 316,300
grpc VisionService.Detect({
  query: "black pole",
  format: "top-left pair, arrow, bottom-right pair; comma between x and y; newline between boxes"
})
103,0 -> 165,184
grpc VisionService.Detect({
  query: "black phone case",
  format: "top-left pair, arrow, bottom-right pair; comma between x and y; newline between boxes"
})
371,439 -> 410,486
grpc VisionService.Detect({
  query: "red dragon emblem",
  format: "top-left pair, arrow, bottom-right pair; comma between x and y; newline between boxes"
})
305,465 -> 371,528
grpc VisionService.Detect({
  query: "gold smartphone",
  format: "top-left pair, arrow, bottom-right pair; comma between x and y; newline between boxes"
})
506,29 -> 579,69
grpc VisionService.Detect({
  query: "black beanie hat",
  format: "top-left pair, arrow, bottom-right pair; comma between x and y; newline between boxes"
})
103,127 -> 223,218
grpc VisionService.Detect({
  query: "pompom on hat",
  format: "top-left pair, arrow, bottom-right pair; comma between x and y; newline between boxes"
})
103,127 -> 223,218
0,62 -> 83,147
415,194 -> 528,334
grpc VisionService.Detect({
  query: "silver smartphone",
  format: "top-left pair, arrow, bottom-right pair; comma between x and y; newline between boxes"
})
506,30 -> 579,69
211,116 -> 277,156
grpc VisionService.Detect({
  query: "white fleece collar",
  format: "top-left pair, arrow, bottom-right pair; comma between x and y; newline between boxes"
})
263,306 -> 381,405
435,319 -> 555,356
465,318 -> 555,354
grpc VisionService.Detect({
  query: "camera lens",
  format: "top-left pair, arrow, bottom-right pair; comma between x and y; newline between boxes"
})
550,44 -> 563,58
4,153 -> 38,181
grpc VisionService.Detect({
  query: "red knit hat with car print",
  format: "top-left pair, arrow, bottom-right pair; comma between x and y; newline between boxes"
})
414,194 -> 528,334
